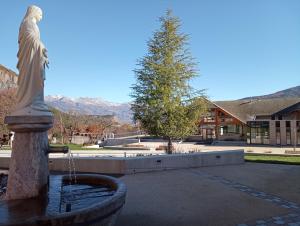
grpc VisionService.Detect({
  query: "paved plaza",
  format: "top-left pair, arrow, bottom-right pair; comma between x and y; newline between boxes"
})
116,163 -> 300,226
139,141 -> 300,155
1,141 -> 299,158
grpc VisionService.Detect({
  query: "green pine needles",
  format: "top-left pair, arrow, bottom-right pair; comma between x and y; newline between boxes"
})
131,10 -> 207,153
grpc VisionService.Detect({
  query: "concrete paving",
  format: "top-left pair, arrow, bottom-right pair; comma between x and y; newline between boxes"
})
0,141 -> 299,157
140,141 -> 300,155
116,163 -> 300,226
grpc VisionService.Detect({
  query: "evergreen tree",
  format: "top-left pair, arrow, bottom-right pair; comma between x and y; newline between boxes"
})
131,10 -> 206,153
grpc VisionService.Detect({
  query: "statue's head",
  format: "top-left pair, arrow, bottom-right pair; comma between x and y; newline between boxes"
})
24,5 -> 43,22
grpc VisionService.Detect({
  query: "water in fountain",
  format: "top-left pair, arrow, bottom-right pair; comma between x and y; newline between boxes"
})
67,152 -> 77,184
0,173 -> 7,199
0,175 -> 118,224
63,151 -> 78,212
60,182 -> 115,213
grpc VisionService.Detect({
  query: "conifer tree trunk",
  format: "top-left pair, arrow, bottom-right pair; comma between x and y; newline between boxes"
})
167,137 -> 173,154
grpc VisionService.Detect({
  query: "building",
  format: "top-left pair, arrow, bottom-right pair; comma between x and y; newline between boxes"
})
0,64 -> 18,89
198,98 -> 300,146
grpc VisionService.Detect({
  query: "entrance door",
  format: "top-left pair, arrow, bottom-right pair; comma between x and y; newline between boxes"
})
206,129 -> 213,139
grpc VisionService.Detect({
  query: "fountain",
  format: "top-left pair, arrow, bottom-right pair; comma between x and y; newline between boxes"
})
0,5 -> 126,226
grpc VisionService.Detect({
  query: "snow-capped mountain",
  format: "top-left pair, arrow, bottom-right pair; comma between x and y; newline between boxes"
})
45,95 -> 133,123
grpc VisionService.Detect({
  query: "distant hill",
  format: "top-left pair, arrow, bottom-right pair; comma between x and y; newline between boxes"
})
1,64 -> 298,122
0,64 -> 133,123
0,64 -> 17,89
45,95 -> 132,123
241,86 -> 300,100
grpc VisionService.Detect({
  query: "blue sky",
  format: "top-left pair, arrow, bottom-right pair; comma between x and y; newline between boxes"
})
0,0 -> 299,103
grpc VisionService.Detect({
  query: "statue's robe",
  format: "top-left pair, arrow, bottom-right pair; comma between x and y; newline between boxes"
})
14,18 -> 49,115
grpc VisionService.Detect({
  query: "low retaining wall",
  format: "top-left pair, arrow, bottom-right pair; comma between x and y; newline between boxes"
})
103,138 -> 139,146
71,135 -> 90,145
186,135 -> 204,142
0,150 -> 244,175
123,150 -> 244,173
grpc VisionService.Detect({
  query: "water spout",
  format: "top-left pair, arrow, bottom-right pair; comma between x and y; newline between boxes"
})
47,146 -> 69,154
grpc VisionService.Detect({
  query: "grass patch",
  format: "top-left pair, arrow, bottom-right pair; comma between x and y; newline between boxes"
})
245,153 -> 300,165
51,143 -> 100,150
0,145 -> 11,150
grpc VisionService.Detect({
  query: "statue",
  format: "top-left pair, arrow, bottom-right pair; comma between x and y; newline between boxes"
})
4,5 -> 54,201
12,5 -> 51,116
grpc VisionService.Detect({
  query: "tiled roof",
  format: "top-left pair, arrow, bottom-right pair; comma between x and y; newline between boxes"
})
213,98 -> 300,123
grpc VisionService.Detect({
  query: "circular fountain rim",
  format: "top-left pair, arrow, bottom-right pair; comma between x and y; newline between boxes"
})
0,174 -> 127,226
56,174 -> 126,217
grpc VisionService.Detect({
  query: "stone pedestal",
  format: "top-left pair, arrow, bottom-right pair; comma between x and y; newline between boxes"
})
4,115 -> 53,200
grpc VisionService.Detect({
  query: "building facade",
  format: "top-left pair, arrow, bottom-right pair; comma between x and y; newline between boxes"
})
198,98 -> 300,146
0,64 -> 18,89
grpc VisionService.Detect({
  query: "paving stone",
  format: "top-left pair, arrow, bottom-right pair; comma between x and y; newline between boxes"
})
288,223 -> 299,226
274,220 -> 285,225
194,171 -> 300,226
288,202 -> 298,205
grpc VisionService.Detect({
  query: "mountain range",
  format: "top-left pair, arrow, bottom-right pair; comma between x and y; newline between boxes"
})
241,85 -> 300,100
0,64 -> 299,123
45,95 -> 132,123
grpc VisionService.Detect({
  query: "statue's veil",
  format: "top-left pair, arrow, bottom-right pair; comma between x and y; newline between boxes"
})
23,5 -> 42,21
14,4 -> 50,116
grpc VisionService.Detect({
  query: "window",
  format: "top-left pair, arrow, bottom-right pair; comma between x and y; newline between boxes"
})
276,121 -> 280,127
247,121 -> 269,144
218,112 -> 225,117
276,121 -> 281,145
206,129 -> 214,139
297,121 -> 300,145
203,110 -> 216,122
278,115 -> 282,120
286,121 -> 291,145
220,125 -> 240,134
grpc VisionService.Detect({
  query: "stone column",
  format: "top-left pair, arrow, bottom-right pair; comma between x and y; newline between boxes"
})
4,115 -> 53,200
280,121 -> 287,146
269,121 -> 276,145
291,120 -> 297,146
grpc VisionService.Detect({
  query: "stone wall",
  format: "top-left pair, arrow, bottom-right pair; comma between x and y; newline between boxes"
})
268,120 -> 298,146
71,135 -> 91,145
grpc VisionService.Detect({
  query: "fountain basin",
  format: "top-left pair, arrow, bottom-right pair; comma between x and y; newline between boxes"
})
0,174 -> 126,226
